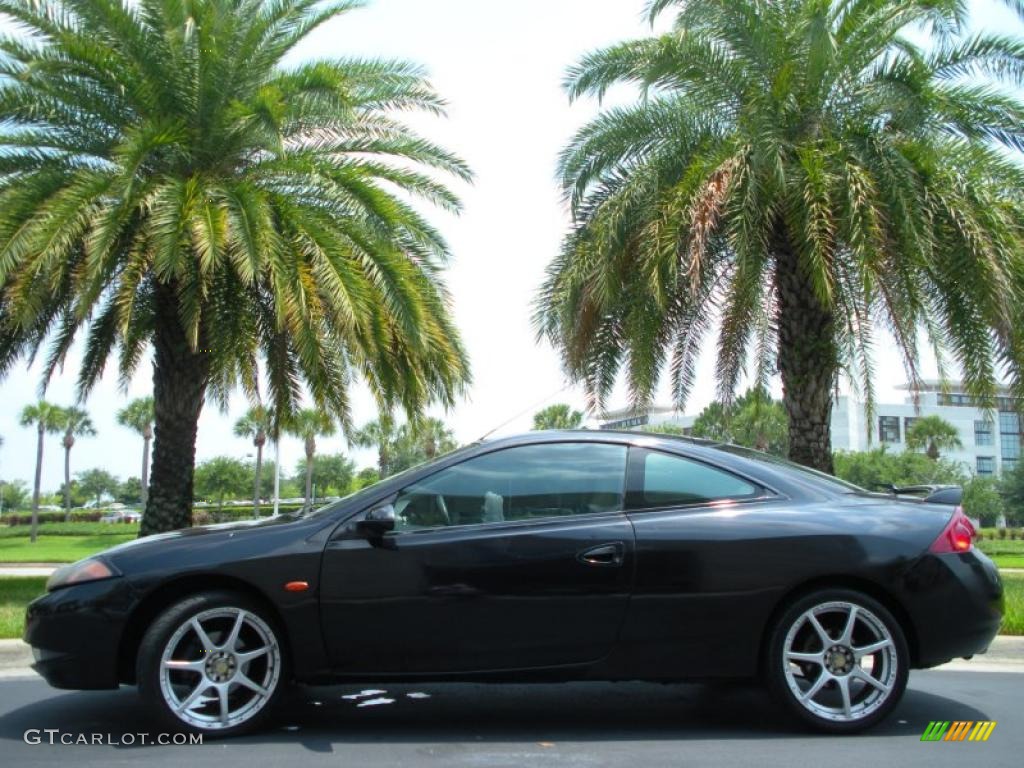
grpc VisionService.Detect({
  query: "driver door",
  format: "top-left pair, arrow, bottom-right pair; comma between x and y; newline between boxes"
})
319,441 -> 635,674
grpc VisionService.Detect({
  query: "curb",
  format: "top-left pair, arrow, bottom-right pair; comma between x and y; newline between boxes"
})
0,639 -> 33,674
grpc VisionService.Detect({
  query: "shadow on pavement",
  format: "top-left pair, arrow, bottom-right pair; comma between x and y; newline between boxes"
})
0,679 -> 993,751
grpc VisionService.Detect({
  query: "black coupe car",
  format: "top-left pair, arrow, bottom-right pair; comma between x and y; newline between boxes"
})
25,432 -> 1003,736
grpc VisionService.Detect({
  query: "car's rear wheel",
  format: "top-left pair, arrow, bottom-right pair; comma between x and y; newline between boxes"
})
766,588 -> 909,733
137,590 -> 286,737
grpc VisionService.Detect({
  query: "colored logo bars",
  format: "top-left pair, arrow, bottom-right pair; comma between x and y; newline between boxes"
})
921,721 -> 997,742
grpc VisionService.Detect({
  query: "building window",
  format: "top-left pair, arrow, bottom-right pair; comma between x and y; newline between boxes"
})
975,420 -> 994,446
601,415 -> 649,430
879,416 -> 900,443
1001,411 -> 1021,463
904,416 -> 918,436
1005,458 -> 1019,473
976,457 -> 995,475
1002,434 -> 1021,461
999,411 -> 1020,435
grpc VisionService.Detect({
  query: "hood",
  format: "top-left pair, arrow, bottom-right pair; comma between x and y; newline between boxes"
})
98,513 -> 302,558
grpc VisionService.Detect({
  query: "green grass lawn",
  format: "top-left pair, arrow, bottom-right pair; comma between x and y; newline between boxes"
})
0,522 -> 140,538
1001,573 -> 1024,636
976,537 -> 1024,569
0,576 -> 46,639
0,535 -> 134,563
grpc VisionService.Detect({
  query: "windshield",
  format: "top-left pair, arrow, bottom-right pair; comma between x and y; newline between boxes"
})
715,445 -> 867,494
300,443 -> 479,518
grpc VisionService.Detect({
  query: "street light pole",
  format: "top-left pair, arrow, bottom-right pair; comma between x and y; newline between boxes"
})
273,436 -> 281,517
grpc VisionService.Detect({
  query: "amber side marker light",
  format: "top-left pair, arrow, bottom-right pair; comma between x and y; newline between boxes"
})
284,581 -> 310,592
929,506 -> 976,554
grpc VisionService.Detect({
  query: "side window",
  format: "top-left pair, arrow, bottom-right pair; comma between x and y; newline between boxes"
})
632,450 -> 759,509
392,443 -> 627,532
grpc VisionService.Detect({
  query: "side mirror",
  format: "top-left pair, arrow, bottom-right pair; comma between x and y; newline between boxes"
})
356,504 -> 396,537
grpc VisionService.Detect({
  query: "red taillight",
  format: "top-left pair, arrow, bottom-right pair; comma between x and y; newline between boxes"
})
929,506 -> 976,554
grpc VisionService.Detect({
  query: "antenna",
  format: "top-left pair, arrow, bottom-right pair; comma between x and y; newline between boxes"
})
475,382 -> 577,442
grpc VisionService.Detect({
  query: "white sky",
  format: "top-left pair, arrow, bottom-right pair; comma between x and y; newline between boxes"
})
0,0 -> 1021,488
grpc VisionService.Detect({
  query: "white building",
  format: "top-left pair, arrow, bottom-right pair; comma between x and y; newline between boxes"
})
596,381 -> 1021,476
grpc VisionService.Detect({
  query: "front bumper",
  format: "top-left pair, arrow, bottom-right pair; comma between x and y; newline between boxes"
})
903,549 -> 1003,668
24,577 -> 137,690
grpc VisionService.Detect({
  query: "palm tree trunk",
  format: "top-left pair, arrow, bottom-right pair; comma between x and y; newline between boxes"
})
30,423 -> 43,544
304,438 -> 315,510
140,430 -> 151,508
774,225 -> 837,474
63,440 -> 71,522
253,442 -> 263,517
141,282 -> 211,536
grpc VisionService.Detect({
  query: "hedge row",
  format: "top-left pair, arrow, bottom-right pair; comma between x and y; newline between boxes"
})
1,503 -> 311,528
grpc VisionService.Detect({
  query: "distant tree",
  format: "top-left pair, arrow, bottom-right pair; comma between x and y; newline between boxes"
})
194,457 -> 250,514
353,467 -> 381,491
390,419 -> 458,474
962,477 -> 1005,528
59,407 -> 95,521
294,454 -> 355,497
833,447 -> 967,491
411,417 -> 459,460
117,477 -> 144,506
117,398 -> 154,508
255,461 -> 301,503
691,388 -> 789,455
19,401 -> 65,542
351,418 -> 402,478
285,410 -> 337,510
533,404 -> 585,431
905,415 -> 963,460
641,423 -> 688,436
0,479 -> 30,511
689,402 -> 731,442
234,406 -> 273,516
56,479 -> 88,509
77,468 -> 120,509
1002,463 -> 1024,527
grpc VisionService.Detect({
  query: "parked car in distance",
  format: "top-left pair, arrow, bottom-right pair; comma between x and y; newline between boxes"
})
24,432 -> 1002,738
99,510 -> 142,524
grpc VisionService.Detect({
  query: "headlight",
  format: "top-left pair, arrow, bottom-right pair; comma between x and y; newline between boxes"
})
46,558 -> 120,591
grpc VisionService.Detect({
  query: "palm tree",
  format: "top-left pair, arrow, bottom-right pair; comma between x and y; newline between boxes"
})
536,0 -> 1024,473
532,404 -> 585,430
234,405 -> 272,516
0,0 -> 470,535
59,407 -> 96,521
19,401 -> 64,542
117,397 -> 155,508
906,415 -> 963,460
285,409 -> 336,510
408,417 -> 458,460
351,417 -> 401,478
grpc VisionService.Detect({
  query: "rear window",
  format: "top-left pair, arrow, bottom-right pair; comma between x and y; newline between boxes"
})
634,450 -> 759,509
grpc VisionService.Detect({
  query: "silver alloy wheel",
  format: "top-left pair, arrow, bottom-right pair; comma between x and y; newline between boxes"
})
158,607 -> 281,730
782,600 -> 898,723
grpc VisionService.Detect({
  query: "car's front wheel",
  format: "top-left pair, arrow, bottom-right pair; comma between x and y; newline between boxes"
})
766,588 -> 909,733
137,590 -> 286,737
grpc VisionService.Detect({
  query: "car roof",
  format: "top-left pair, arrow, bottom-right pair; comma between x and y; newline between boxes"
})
473,430 -> 860,499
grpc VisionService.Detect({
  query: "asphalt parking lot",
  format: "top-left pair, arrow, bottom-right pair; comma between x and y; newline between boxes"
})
0,669 -> 1020,767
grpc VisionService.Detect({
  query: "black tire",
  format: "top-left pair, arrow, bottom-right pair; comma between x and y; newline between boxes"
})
137,590 -> 288,738
765,588 -> 909,734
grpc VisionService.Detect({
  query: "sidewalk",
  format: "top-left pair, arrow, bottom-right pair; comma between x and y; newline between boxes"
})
0,564 -> 58,577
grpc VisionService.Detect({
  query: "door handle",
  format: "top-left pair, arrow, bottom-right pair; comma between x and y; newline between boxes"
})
577,542 -> 625,567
